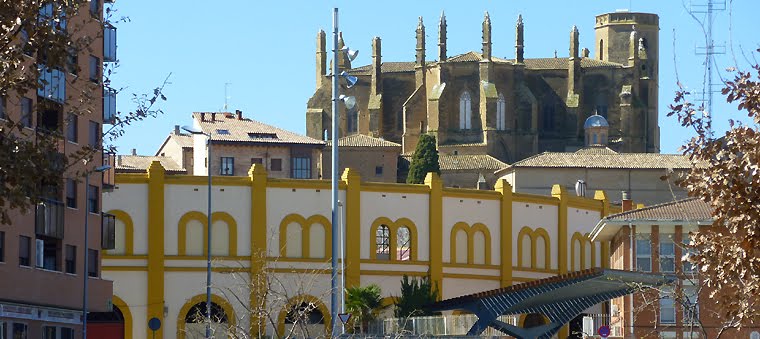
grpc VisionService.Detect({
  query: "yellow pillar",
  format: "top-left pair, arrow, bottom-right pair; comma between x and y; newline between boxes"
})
341,168 -> 361,289
495,179 -> 513,287
425,172 -> 443,297
594,190 -> 611,269
552,184 -> 570,339
249,164 -> 268,336
146,161 -> 165,339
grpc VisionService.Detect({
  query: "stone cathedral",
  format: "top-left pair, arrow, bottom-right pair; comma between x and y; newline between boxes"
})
306,11 -> 660,163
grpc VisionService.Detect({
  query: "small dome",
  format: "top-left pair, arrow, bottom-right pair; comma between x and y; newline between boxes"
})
584,114 -> 609,129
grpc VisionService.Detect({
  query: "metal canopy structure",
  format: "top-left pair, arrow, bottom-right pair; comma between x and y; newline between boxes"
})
429,268 -> 673,339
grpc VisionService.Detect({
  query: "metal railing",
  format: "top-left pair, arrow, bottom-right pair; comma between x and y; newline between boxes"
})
363,314 -> 519,337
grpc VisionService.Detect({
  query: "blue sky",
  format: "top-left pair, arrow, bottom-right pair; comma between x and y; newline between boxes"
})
110,0 -> 758,155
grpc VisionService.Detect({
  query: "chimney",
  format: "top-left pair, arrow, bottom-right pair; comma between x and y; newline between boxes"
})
622,191 -> 633,211
582,47 -> 590,58
211,112 -> 216,122
117,155 -> 122,166
131,148 -> 137,156
236,109 -> 243,120
174,125 -> 180,135
477,174 -> 488,190
200,112 -> 206,122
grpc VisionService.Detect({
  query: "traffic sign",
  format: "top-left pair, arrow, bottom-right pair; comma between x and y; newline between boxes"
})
338,313 -> 352,324
598,325 -> 610,338
148,317 -> 161,331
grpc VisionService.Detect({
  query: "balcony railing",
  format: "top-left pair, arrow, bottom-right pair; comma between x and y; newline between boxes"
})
37,65 -> 66,104
101,212 -> 115,250
35,198 -> 64,239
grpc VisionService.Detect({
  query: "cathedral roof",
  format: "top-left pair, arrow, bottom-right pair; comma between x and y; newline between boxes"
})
524,57 -> 623,69
509,151 -> 694,170
325,134 -> 401,148
192,112 -> 325,146
573,146 -> 618,155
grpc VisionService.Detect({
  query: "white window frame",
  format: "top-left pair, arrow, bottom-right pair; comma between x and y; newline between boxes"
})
459,91 -> 472,130
660,234 -> 675,273
496,93 -> 506,130
682,233 -> 697,274
682,284 -> 699,325
636,233 -> 652,272
660,287 -> 676,324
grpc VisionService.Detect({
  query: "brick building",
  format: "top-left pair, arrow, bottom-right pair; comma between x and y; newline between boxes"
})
0,1 -> 115,338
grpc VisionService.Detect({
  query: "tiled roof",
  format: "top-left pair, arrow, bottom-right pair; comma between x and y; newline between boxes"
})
168,133 -> 193,148
510,148 -> 694,169
604,198 -> 713,222
402,154 -> 508,171
573,146 -> 618,155
524,57 -> 623,69
115,155 -> 185,173
192,112 -> 324,146
325,134 -> 401,148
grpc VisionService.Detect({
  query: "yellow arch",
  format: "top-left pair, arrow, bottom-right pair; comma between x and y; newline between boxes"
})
450,222 -> 492,265
278,214 -> 332,259
369,217 -> 418,261
177,211 -> 238,256
516,226 -> 551,269
111,295 -> 132,339
276,294 -> 331,337
570,232 -> 597,271
105,210 -> 134,255
176,293 -> 237,339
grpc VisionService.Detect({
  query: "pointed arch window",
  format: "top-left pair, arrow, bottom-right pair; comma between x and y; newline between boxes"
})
459,91 -> 472,130
496,93 -> 506,130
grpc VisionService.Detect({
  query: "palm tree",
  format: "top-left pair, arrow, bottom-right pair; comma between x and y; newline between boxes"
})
345,284 -> 382,333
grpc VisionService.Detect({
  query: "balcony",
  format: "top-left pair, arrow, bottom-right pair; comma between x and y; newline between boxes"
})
103,23 -> 117,62
35,198 -> 64,239
101,213 -> 115,250
103,87 -> 117,125
37,65 -> 66,104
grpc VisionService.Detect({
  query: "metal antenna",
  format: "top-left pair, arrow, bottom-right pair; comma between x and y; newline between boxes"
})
690,0 -> 726,135
223,82 -> 231,111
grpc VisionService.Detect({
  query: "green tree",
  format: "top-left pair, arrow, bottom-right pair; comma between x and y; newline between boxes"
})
406,134 -> 440,184
394,275 -> 439,319
345,284 -> 382,333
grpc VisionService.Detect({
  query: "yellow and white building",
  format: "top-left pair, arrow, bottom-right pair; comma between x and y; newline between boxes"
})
102,161 -> 619,338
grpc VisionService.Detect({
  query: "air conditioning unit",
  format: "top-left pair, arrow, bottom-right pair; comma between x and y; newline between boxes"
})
36,239 -> 44,268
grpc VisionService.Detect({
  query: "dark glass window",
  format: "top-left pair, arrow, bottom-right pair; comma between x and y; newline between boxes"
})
66,179 -> 77,208
375,166 -> 383,177
542,104 -> 555,130
65,245 -> 76,274
87,185 -> 99,213
13,323 -> 28,339
89,0 -> 100,17
66,113 -> 77,142
291,157 -> 311,179
0,231 -> 5,262
271,158 -> 282,171
19,236 -> 31,266
251,158 -> 263,165
89,55 -> 100,82
397,227 -> 411,261
0,96 -> 5,120
89,121 -> 100,147
20,97 -> 32,127
87,249 -> 98,277
220,157 -> 234,176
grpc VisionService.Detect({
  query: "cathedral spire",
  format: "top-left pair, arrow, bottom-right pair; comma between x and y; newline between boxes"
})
438,11 -> 447,62
415,16 -> 426,87
515,14 -> 524,63
316,29 -> 326,89
570,25 -> 579,59
482,11 -> 492,61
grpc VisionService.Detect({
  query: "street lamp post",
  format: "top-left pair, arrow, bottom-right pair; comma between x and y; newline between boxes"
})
83,164 -> 111,339
182,125 -> 213,339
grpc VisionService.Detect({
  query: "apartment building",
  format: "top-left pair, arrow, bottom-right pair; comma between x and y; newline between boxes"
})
0,1 -> 115,338
591,198 -> 760,338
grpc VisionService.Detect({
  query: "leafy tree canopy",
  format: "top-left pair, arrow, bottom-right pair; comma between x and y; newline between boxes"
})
406,134 -> 440,184
394,275 -> 439,319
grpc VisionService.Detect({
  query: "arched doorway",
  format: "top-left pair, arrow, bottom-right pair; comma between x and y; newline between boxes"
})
182,302 -> 229,339
86,306 -> 125,339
